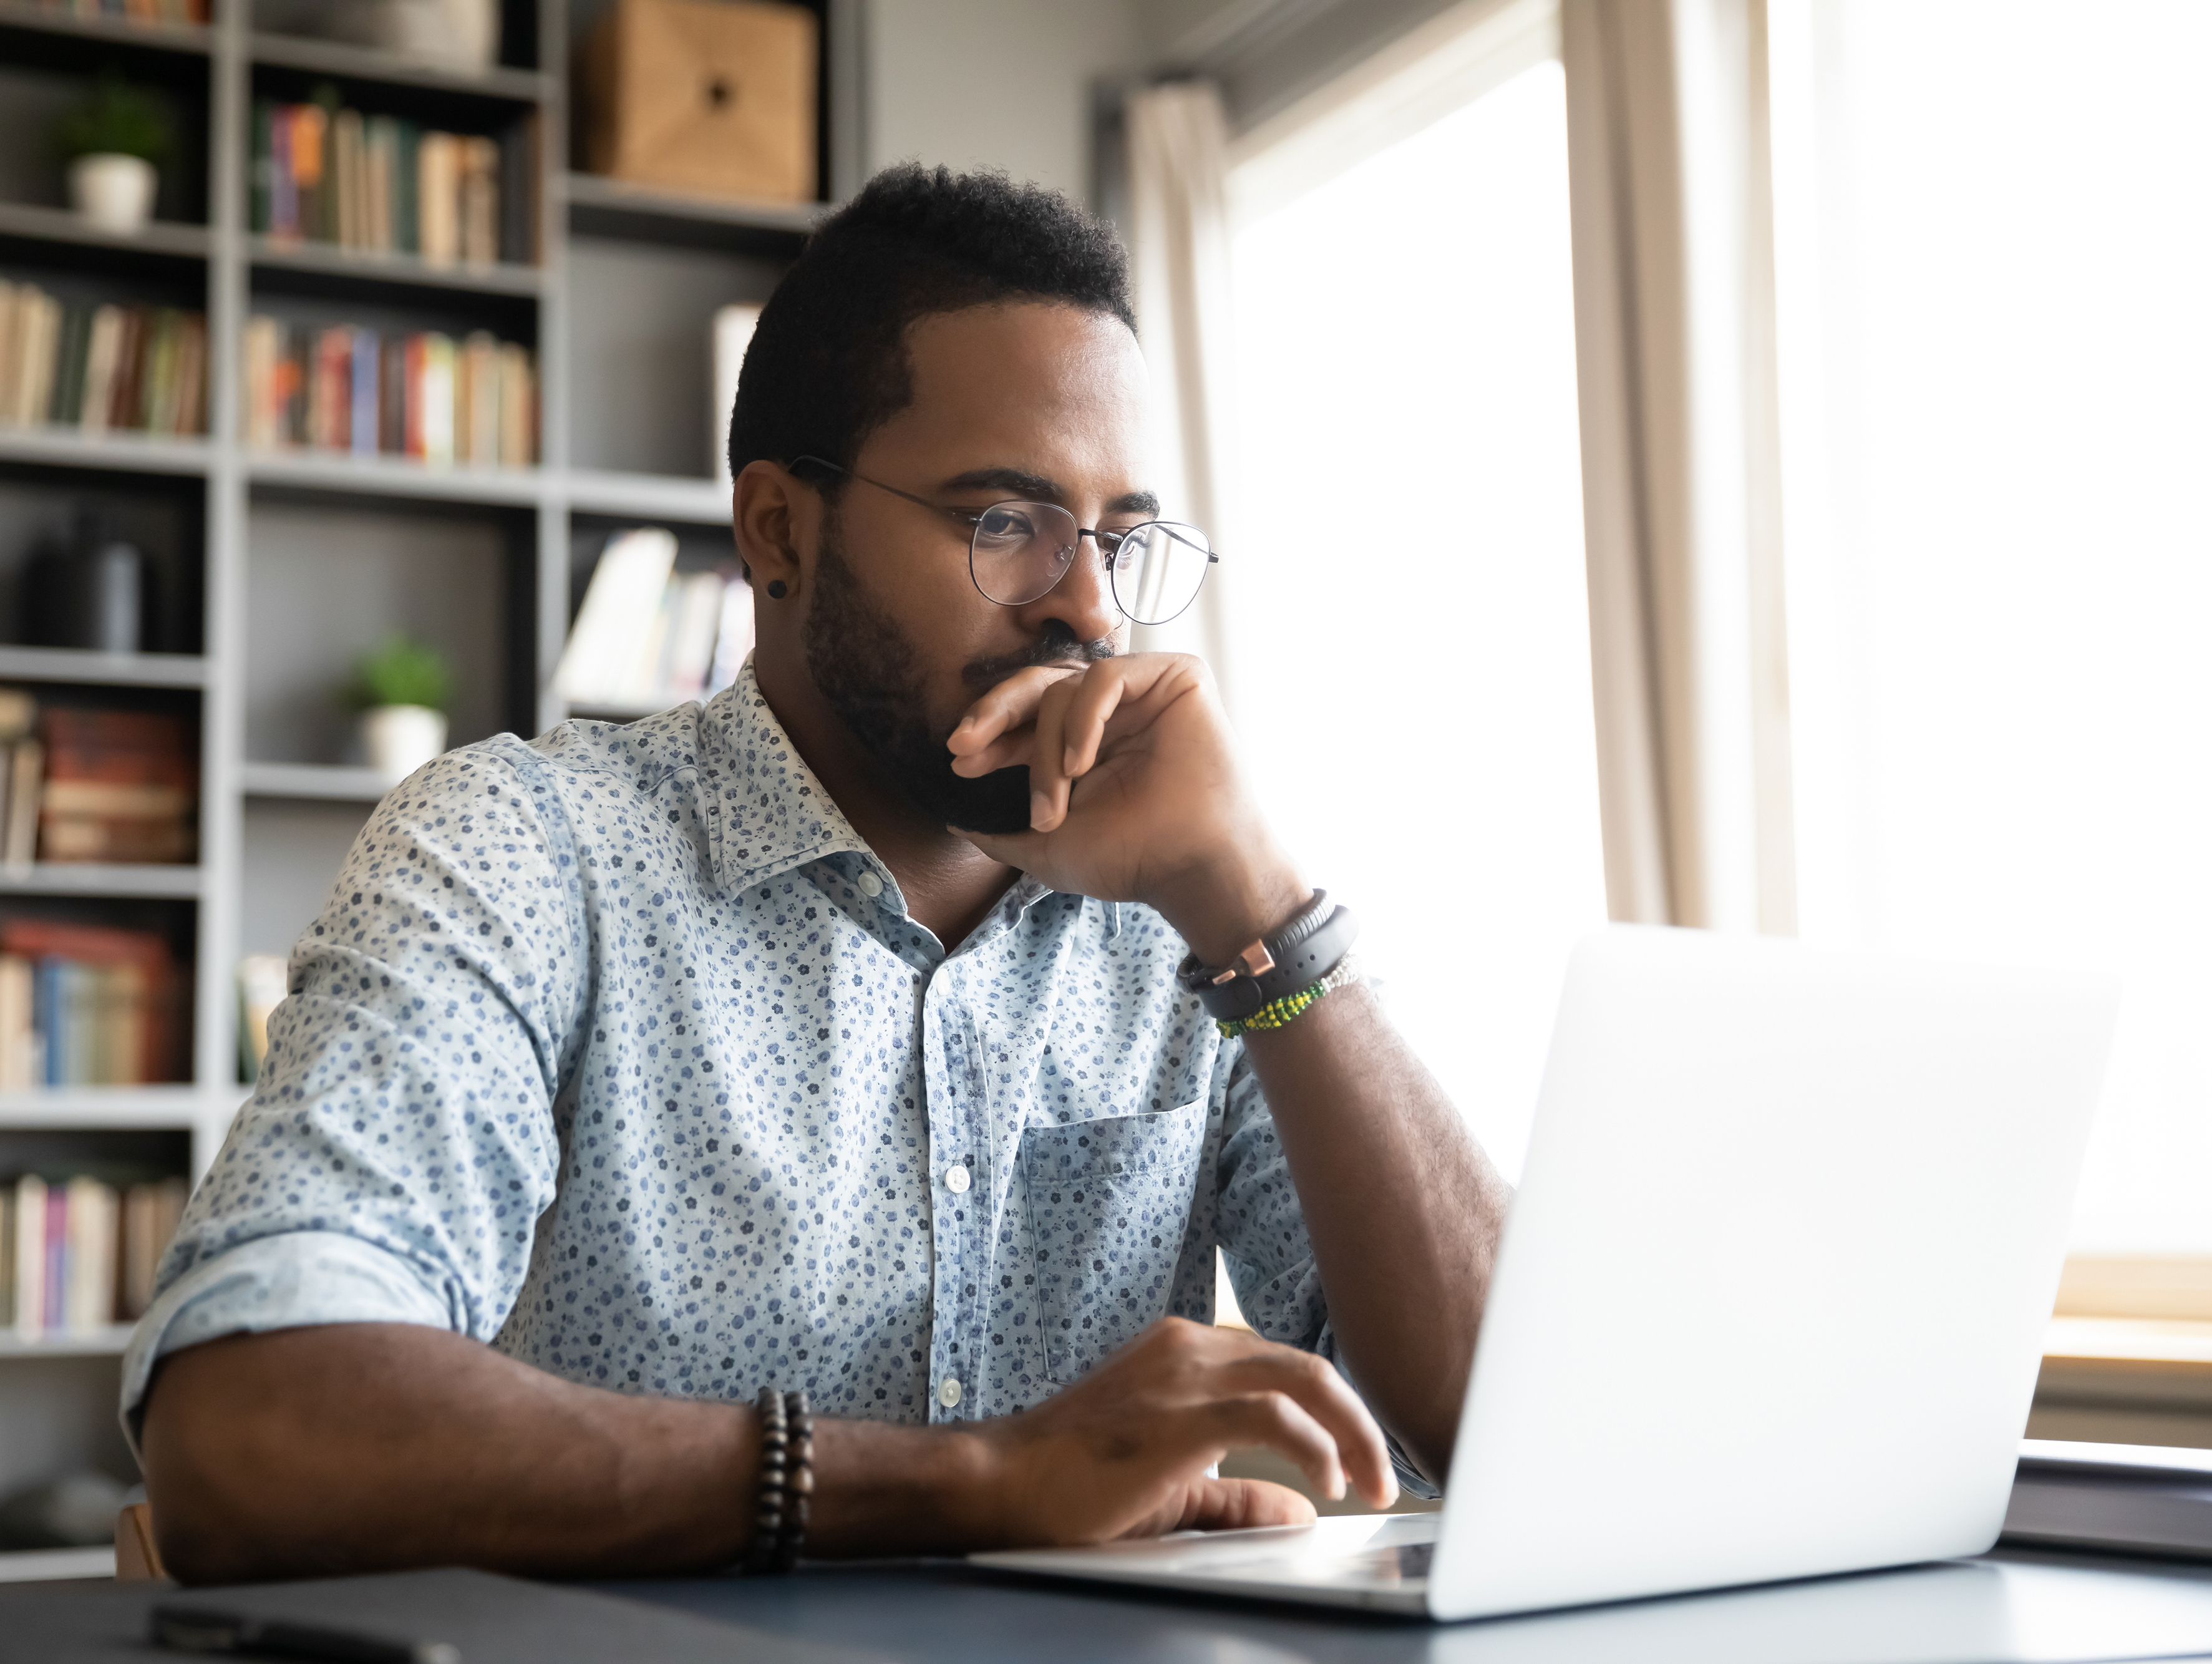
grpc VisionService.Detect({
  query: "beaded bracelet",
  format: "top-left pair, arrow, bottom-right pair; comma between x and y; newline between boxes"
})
742,1386 -> 813,1575
1215,956 -> 1362,1038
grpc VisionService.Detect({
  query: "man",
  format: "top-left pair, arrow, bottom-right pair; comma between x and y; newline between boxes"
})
132,166 -> 1510,1582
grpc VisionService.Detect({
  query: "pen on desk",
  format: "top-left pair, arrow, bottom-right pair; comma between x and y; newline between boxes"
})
150,1604 -> 462,1664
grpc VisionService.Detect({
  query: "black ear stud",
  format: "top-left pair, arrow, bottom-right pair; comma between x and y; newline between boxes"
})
765,580 -> 788,600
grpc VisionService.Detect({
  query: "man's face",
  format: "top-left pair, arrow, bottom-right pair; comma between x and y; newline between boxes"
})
802,301 -> 1154,832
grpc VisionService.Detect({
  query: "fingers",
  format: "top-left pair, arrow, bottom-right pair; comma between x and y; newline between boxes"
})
1171,1477 -> 1316,1534
1203,1332 -> 1399,1511
946,665 -> 1071,773
1207,1391 -> 1348,1502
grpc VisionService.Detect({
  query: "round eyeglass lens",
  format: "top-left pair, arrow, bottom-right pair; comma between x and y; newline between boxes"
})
1110,522 -> 1213,625
969,501 -> 1079,606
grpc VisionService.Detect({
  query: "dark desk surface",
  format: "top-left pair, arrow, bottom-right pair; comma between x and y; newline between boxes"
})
606,1547 -> 2212,1664
14,1546 -> 2212,1664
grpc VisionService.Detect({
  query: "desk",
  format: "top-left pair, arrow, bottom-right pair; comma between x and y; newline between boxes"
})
12,1546 -> 2212,1663
605,1547 -> 2212,1664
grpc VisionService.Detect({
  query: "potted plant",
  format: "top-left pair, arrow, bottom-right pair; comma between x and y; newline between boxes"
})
54,73 -> 173,233
346,635 -> 453,782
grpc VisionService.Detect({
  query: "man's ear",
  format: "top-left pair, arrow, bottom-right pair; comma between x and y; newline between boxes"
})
734,459 -> 813,603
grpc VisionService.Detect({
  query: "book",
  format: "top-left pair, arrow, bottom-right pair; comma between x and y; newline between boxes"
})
79,304 -> 123,436
13,1174 -> 45,1337
0,954 -> 36,1090
5,738 -> 42,865
121,1175 -> 188,1320
61,1175 -> 117,1333
461,135 -> 500,265
419,131 -> 458,265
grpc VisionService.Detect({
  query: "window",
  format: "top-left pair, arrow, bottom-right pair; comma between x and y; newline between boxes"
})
1772,1 -> 2212,1250
1225,57 -> 1603,1179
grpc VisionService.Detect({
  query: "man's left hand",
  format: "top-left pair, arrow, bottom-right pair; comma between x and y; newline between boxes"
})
946,653 -> 1306,963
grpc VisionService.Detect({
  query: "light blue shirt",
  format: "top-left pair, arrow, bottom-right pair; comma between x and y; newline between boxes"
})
123,664 -> 1420,1483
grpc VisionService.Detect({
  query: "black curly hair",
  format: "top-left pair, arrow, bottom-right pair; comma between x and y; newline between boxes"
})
725,163 -> 1136,491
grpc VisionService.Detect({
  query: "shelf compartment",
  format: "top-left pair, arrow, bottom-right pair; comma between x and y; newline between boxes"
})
246,449 -> 543,507
0,1323 -> 135,1360
241,762 -> 392,803
0,200 -> 210,263
562,171 -> 823,254
0,864 -> 201,900
564,469 -> 731,527
250,31 -> 553,107
250,235 -> 544,298
0,648 -> 205,689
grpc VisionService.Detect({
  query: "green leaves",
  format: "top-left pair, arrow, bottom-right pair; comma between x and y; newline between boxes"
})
55,73 -> 174,166
348,635 -> 453,713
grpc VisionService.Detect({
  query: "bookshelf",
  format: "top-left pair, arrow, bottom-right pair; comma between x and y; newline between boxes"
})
0,0 -> 850,1575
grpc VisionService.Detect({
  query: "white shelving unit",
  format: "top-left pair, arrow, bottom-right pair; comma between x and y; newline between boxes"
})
0,0 -> 858,1580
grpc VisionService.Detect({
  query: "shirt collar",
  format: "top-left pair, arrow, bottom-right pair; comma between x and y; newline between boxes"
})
703,659 -> 873,891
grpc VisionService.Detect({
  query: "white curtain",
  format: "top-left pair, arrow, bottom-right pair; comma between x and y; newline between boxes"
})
1122,81 -> 1236,694
1560,0 -> 1795,932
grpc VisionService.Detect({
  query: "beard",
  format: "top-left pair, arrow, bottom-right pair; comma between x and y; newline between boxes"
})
802,517 -> 1111,834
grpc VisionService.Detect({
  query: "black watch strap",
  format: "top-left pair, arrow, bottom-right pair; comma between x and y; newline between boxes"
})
1176,891 -> 1361,1022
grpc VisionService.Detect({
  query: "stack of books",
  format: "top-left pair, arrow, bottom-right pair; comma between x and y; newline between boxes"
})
1,1171 -> 190,1336
243,316 -> 536,467
37,705 -> 197,865
554,528 -> 754,713
0,918 -> 187,1087
0,285 -> 210,438
253,100 -> 536,268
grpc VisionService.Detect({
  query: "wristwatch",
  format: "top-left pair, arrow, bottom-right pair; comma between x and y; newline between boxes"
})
1175,889 -> 1360,1023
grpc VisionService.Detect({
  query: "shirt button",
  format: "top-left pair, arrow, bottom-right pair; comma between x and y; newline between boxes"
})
939,1376 -> 963,1408
944,1163 -> 971,1194
857,870 -> 883,897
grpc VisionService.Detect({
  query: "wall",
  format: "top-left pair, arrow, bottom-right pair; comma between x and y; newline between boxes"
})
859,0 -> 1142,201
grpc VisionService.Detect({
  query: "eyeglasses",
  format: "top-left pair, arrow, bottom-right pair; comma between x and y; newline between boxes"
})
790,454 -> 1219,627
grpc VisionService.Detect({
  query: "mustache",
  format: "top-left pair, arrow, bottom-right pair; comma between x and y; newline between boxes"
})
960,621 -> 1117,691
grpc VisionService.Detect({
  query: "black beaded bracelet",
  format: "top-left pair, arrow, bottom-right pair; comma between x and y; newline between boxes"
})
743,1387 -> 813,1575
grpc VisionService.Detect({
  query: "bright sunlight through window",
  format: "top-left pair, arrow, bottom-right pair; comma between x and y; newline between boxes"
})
1773,1 -> 2212,1251
1225,59 -> 1604,1182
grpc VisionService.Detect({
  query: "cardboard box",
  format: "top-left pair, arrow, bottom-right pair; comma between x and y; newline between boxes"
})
579,0 -> 818,203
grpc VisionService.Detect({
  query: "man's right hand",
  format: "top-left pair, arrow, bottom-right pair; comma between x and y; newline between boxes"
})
959,1317 -> 1398,1545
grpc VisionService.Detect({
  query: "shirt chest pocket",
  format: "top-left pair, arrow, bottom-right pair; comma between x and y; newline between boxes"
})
1021,1096 -> 1208,1384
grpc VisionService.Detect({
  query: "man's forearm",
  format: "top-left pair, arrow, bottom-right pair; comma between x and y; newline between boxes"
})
1239,983 -> 1512,1484
141,1323 -> 996,1582
140,1314 -> 1386,1582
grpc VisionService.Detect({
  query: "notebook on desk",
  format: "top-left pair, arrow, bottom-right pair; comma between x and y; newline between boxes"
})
974,925 -> 2120,1620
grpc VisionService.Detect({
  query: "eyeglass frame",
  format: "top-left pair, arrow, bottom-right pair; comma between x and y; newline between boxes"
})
786,453 -> 1220,623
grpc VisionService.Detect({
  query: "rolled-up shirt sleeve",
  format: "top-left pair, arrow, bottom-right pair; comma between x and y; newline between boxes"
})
120,746 -> 588,1444
1211,1039 -> 1442,1499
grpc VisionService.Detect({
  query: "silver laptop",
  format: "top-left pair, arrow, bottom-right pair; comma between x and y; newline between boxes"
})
973,925 -> 2118,1621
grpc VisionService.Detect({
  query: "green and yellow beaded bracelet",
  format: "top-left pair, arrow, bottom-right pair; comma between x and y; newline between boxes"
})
1216,957 -> 1362,1038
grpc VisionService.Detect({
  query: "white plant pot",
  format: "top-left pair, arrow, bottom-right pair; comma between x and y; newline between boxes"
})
361,704 -> 449,782
68,154 -> 158,233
